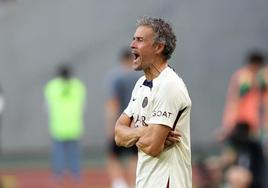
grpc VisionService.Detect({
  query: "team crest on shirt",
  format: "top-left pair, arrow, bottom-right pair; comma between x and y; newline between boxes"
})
142,97 -> 148,108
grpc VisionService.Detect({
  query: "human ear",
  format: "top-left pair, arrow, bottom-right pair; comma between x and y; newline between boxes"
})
154,43 -> 165,55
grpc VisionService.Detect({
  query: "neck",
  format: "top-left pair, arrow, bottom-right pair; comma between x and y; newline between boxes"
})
144,59 -> 168,80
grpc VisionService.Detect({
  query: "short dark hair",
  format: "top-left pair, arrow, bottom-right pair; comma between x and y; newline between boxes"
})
246,50 -> 266,65
57,64 -> 72,79
137,16 -> 177,60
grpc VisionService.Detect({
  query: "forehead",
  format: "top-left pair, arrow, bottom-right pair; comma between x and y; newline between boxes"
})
134,25 -> 154,38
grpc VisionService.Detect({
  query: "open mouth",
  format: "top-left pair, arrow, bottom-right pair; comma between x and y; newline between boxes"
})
132,51 -> 140,62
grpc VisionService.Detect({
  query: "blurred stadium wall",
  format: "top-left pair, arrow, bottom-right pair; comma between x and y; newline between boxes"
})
0,0 -> 268,156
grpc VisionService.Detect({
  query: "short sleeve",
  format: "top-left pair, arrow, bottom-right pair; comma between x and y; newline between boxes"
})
148,81 -> 186,129
124,96 -> 134,118
123,84 -> 137,118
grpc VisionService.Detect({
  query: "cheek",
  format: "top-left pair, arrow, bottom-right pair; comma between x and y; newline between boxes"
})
142,44 -> 154,53
139,46 -> 148,56
141,49 -> 153,60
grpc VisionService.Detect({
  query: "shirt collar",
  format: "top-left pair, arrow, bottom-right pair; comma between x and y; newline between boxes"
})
142,79 -> 153,88
142,66 -> 171,89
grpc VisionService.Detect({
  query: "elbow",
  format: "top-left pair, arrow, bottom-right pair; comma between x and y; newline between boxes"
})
115,135 -> 134,148
114,135 -> 120,146
114,128 -> 129,147
114,129 -> 122,147
114,126 -> 120,146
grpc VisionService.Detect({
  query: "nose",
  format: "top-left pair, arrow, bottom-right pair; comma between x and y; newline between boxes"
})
130,40 -> 136,49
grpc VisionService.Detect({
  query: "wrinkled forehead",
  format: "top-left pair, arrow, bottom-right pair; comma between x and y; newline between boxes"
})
134,25 -> 155,39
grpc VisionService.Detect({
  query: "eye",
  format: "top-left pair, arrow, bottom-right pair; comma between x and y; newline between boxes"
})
133,37 -> 143,42
137,37 -> 143,42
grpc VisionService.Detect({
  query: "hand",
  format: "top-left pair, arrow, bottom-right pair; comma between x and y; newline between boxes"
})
164,130 -> 181,148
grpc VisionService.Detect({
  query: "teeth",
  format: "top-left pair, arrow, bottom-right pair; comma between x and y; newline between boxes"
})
133,53 -> 138,60
132,51 -> 140,61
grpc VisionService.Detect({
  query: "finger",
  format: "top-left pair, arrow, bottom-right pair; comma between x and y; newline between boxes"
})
167,136 -> 181,143
168,133 -> 181,140
169,135 -> 181,141
169,130 -> 182,137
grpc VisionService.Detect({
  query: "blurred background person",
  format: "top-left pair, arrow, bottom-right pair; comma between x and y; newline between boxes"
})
224,166 -> 253,188
222,122 -> 265,188
105,48 -> 141,188
221,51 -> 266,139
219,51 -> 267,188
257,63 -> 268,188
44,64 -> 86,186
257,64 -> 268,144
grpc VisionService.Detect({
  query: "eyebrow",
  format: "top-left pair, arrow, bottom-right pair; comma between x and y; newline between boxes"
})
133,36 -> 144,41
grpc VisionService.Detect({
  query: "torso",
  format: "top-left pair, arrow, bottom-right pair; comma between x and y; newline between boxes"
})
124,67 -> 192,188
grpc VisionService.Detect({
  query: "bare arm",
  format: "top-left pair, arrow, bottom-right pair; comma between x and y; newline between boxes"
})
115,113 -> 143,148
136,124 -> 171,157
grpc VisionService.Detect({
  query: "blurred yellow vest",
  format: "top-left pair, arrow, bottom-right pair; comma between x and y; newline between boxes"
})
45,78 -> 86,140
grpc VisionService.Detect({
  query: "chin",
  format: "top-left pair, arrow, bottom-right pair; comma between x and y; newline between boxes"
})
132,64 -> 142,71
134,67 -> 142,71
